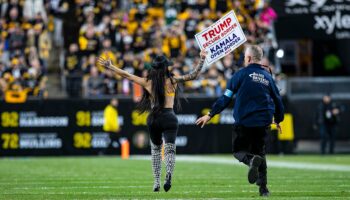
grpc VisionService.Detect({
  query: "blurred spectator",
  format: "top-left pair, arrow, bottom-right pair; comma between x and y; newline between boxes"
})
184,9 -> 199,39
85,66 -> 104,97
316,95 -> 340,154
37,23 -> 52,69
4,81 -> 28,103
64,43 -> 82,97
258,1 -> 277,29
8,25 -> 25,54
48,0 -> 69,47
98,38 -> 118,69
23,0 -> 47,22
203,66 -> 226,96
103,69 -> 118,95
64,43 -> 81,73
102,97 -> 122,154
2,0 -> 23,20
162,24 -> 187,58
79,25 -> 100,56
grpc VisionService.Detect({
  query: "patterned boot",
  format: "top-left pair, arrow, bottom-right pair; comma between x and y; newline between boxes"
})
163,143 -> 176,192
151,142 -> 162,192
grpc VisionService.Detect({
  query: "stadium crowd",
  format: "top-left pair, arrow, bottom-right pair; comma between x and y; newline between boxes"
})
0,0 -> 280,99
0,0 -> 50,102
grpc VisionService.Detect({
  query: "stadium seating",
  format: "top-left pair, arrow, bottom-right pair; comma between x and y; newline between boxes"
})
0,0 -> 278,99
0,0 -> 49,101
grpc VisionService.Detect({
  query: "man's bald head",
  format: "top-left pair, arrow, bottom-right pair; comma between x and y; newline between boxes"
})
244,45 -> 263,66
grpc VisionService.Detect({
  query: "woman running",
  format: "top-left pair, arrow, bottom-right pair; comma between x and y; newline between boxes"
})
98,50 -> 207,192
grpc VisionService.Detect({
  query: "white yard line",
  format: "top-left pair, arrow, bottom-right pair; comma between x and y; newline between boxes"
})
131,156 -> 350,172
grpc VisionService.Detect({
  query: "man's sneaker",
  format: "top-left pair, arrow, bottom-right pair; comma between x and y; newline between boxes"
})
163,173 -> 172,192
259,186 -> 270,197
153,185 -> 160,192
248,155 -> 263,184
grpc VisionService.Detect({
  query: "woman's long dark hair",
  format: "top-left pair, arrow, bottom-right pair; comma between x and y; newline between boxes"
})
136,55 -> 182,116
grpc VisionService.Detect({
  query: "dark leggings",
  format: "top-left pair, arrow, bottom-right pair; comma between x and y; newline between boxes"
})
147,108 -> 178,145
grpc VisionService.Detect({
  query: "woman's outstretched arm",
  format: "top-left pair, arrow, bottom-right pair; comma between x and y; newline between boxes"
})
173,49 -> 207,83
97,57 -> 147,87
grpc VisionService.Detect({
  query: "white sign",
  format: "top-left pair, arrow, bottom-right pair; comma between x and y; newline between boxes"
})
195,10 -> 247,65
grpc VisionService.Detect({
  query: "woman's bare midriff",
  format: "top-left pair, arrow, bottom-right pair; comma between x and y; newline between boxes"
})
144,78 -> 177,109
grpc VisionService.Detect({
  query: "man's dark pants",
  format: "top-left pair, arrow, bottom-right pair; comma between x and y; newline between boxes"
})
232,125 -> 269,186
320,124 -> 336,154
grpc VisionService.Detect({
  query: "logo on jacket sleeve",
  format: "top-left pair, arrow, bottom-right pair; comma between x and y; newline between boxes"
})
249,72 -> 269,86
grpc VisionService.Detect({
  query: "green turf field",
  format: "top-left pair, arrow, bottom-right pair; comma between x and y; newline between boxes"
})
1,155 -> 350,199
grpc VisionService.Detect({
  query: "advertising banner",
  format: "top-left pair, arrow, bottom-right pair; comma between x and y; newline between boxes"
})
272,0 -> 350,39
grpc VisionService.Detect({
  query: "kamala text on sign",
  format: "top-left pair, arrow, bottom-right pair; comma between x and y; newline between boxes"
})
195,10 -> 247,65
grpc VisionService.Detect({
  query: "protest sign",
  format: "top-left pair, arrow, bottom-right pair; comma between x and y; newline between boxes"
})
195,10 -> 247,65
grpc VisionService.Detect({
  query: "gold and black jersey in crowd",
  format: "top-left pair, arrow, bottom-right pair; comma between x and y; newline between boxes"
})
78,35 -> 100,55
65,53 -> 80,73
162,34 -> 186,58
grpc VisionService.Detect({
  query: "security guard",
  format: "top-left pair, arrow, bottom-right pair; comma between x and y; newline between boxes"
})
196,45 -> 284,197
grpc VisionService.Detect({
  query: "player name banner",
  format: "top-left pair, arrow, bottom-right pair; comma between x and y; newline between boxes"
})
195,10 -> 247,65
0,99 -> 235,156
1,98 -> 349,156
271,0 -> 350,39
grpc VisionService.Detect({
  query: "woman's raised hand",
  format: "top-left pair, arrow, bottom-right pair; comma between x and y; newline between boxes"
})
97,57 -> 113,70
200,49 -> 208,61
